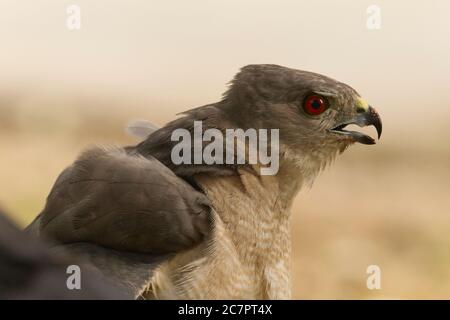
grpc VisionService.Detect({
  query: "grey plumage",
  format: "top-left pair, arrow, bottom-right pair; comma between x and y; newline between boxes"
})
38,147 -> 211,253
126,119 -> 160,139
27,147 -> 212,297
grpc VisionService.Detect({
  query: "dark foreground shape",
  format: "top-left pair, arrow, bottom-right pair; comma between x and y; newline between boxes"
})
0,209 -> 129,300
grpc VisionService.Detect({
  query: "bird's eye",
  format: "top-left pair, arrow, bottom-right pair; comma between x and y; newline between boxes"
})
303,95 -> 327,116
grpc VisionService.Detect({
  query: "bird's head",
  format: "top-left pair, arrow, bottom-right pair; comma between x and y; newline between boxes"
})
222,64 -> 382,176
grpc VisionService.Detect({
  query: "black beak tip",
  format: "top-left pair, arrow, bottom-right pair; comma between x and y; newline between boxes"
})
358,135 -> 376,145
368,106 -> 382,140
376,125 -> 382,139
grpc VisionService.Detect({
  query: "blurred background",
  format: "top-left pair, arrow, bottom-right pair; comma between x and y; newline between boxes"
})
1,0 -> 450,299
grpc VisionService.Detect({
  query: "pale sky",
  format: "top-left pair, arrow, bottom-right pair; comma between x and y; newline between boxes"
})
0,1 -> 449,129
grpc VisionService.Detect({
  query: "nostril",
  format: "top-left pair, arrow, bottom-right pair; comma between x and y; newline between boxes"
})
356,106 -> 366,113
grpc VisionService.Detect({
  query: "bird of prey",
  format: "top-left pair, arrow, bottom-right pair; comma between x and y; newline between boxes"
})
26,64 -> 382,299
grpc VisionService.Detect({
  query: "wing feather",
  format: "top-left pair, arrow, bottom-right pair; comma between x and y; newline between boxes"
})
38,147 -> 212,254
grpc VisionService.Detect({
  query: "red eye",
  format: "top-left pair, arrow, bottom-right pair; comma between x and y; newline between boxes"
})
303,95 -> 327,116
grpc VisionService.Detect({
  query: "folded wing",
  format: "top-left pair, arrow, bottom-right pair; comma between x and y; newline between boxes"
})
26,147 -> 212,297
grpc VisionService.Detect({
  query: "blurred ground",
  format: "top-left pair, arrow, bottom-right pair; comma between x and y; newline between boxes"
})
1,90 -> 449,299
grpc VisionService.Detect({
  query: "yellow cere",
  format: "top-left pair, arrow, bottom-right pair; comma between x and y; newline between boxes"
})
355,97 -> 369,112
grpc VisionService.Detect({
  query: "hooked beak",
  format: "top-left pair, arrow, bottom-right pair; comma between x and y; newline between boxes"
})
329,106 -> 382,145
